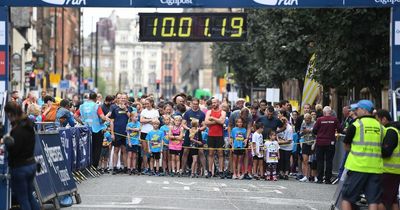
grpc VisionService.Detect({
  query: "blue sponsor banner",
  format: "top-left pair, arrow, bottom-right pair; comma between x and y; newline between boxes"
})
1,0 -> 400,8
34,135 -> 57,203
37,133 -> 77,196
59,128 -> 74,171
76,127 -> 91,170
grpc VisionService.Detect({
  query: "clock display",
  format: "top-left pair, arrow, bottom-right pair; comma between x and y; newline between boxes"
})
139,13 -> 247,42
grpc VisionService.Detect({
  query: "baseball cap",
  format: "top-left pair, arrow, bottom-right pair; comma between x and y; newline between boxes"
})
350,103 -> 357,111
353,100 -> 374,112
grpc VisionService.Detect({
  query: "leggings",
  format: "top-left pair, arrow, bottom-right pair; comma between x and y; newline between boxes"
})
278,150 -> 291,173
266,163 -> 278,177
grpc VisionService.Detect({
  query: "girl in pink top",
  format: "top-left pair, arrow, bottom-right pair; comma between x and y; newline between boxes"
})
168,115 -> 184,176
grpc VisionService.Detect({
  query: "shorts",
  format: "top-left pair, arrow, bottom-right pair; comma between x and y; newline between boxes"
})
100,147 -> 109,158
233,149 -> 245,156
163,145 -> 169,151
169,149 -> 181,156
190,149 -> 198,156
183,131 -> 190,147
381,173 -> 400,206
140,133 -> 148,141
207,136 -> 224,149
301,144 -> 312,155
112,135 -> 126,147
150,152 -> 161,160
253,156 -> 263,160
341,171 -> 382,204
127,145 -> 140,153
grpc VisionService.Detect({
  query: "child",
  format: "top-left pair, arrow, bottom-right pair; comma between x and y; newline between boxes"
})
168,115 -> 184,177
146,119 -> 164,176
264,130 -> 280,181
230,118 -> 247,180
251,122 -> 264,180
126,111 -> 141,175
188,119 -> 203,178
160,115 -> 171,176
100,123 -> 113,173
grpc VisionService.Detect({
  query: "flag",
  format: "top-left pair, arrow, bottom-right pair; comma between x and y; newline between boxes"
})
301,53 -> 320,114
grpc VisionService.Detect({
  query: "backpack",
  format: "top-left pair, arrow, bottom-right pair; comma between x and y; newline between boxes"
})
44,104 -> 59,122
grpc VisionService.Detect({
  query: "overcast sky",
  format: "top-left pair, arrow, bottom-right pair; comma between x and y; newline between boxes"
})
82,8 -> 183,36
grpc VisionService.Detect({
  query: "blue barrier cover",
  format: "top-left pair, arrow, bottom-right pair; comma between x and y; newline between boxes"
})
59,129 -> 73,172
36,133 -> 77,196
76,127 -> 92,170
0,144 -> 11,210
34,135 -> 57,203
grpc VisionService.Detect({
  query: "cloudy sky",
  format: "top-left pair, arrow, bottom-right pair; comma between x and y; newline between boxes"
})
82,8 -> 183,36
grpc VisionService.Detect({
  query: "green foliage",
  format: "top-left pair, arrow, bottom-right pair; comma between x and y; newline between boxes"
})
212,8 -> 390,100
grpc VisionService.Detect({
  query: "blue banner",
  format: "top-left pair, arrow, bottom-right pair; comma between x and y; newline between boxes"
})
59,128 -> 74,172
34,135 -> 57,203
392,7 -> 400,119
36,133 -> 77,196
1,0 -> 400,8
76,127 -> 91,170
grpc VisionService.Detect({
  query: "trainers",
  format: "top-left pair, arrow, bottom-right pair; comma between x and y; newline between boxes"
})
273,176 -> 278,181
220,171 -> 225,179
243,173 -> 252,180
266,176 -> 271,181
299,176 -> 308,182
239,174 -> 245,180
232,174 -> 238,180
314,177 -> 318,183
129,169 -> 133,175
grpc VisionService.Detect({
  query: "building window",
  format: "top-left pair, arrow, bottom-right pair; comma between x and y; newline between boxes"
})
149,62 -> 156,71
164,63 -> 172,70
120,51 -> 128,57
103,58 -> 111,68
134,59 -> 142,69
164,76 -> 172,83
120,60 -> 128,69
136,51 -> 142,57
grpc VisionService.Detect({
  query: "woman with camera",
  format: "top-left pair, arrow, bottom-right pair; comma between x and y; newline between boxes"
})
3,101 -> 40,210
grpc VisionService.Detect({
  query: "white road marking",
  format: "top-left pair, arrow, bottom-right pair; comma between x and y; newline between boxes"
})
273,190 -> 283,194
248,184 -> 257,188
70,204 -> 184,209
220,183 -> 227,187
131,197 -> 143,204
146,180 -> 153,184
213,187 -> 220,191
174,181 -> 196,186
242,188 -> 249,192
184,186 -> 190,190
163,181 -> 170,184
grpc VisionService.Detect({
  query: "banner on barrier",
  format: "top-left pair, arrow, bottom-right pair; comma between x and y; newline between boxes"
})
36,133 -> 77,196
34,135 -> 57,203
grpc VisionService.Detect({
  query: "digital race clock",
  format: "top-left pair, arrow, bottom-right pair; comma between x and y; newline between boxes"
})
139,13 -> 247,42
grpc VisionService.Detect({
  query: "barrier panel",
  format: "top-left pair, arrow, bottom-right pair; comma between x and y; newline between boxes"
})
0,144 -> 11,210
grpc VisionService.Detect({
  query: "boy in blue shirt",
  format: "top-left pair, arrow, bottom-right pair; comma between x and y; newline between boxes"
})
100,124 -> 113,173
146,119 -> 164,176
126,111 -> 141,175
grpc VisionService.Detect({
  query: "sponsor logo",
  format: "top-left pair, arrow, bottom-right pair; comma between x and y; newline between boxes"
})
41,0 -> 86,5
375,0 -> 400,4
160,0 -> 193,6
253,0 -> 298,6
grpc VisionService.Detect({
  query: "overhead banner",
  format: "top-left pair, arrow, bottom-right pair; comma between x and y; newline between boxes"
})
1,0 -> 400,8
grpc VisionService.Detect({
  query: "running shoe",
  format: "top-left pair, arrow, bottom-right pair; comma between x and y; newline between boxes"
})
299,176 -> 308,182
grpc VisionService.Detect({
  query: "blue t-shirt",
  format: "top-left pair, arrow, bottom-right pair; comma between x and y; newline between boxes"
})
126,121 -> 140,145
160,125 -> 170,145
183,109 -> 206,128
231,127 -> 247,149
110,105 -> 133,135
202,128 -> 209,145
223,117 -> 229,137
103,131 -> 113,147
146,130 -> 164,153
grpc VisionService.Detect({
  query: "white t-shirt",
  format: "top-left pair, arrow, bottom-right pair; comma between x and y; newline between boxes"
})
265,140 -> 280,163
277,123 -> 293,151
251,132 -> 264,158
140,108 -> 160,133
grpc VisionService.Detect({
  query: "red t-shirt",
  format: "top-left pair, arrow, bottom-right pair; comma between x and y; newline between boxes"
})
313,115 -> 341,146
208,109 -> 223,137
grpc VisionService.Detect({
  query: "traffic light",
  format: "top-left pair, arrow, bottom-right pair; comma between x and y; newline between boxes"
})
29,72 -> 36,88
83,79 -> 88,90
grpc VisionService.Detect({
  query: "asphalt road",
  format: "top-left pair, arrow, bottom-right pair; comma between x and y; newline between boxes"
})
63,173 -> 338,210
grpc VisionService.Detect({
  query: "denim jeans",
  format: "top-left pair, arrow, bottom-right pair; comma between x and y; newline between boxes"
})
10,163 -> 40,210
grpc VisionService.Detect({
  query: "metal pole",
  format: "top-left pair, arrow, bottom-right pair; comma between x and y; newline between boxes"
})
90,17 -> 93,79
78,8 -> 82,98
95,22 -> 98,88
61,8 -> 64,98
53,7 -> 57,97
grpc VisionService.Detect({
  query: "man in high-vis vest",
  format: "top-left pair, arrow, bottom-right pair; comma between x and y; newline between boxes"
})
375,109 -> 400,210
74,92 -> 110,169
341,100 -> 385,210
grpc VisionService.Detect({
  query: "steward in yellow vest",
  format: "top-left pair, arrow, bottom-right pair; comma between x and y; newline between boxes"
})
375,109 -> 400,210
341,100 -> 385,210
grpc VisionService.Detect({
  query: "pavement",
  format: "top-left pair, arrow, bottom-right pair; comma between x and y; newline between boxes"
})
61,173 -> 338,210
